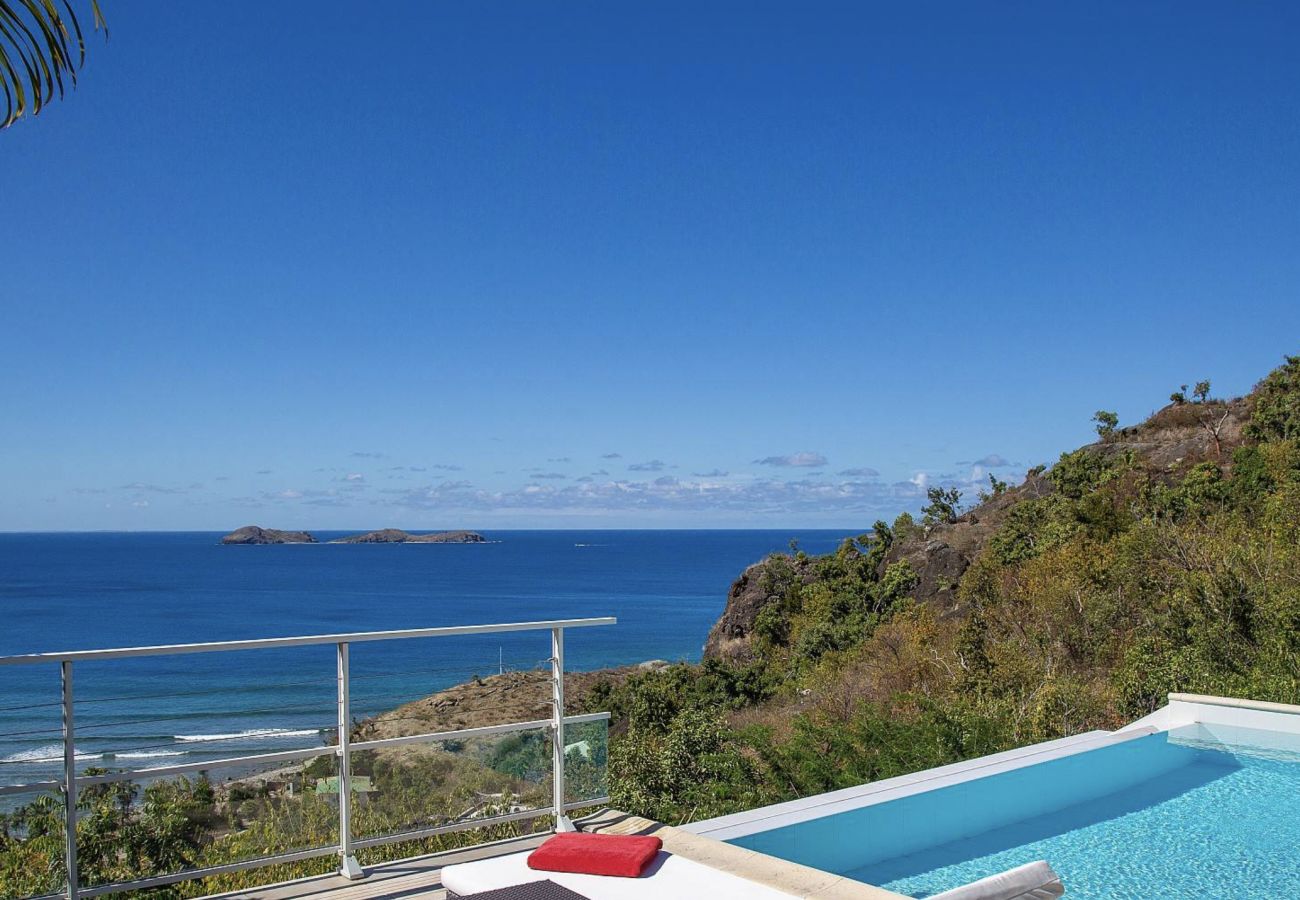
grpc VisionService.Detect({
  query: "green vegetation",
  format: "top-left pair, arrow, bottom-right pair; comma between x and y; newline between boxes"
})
593,355 -> 1300,825
1246,355 -> 1300,441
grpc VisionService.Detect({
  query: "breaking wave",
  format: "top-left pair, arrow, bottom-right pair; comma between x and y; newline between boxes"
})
173,728 -> 320,743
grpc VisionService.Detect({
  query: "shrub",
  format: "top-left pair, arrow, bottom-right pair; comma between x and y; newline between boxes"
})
1246,354 -> 1300,441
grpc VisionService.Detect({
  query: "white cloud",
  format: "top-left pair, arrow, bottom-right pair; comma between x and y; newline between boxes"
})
384,473 -> 928,517
120,482 -> 187,494
838,467 -> 880,477
754,452 -> 828,468
628,459 -> 668,472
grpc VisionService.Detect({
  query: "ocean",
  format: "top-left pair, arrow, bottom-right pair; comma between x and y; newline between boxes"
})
0,529 -> 847,788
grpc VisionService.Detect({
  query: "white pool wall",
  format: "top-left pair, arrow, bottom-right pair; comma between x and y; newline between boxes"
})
1120,692 -> 1300,735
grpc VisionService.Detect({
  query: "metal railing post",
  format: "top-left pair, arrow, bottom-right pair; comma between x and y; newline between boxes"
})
550,627 -> 574,832
62,661 -> 79,900
336,642 -> 363,879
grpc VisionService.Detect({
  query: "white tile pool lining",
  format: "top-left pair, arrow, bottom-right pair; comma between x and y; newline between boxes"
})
686,693 -> 1300,845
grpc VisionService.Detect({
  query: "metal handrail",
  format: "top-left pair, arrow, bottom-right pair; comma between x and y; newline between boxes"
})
0,617 -> 617,899
0,617 -> 617,665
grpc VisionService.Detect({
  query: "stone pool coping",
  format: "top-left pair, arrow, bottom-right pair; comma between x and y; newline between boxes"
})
1120,692 -> 1300,734
577,808 -> 908,899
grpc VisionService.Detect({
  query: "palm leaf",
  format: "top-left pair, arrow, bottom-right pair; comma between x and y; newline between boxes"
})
0,0 -> 104,128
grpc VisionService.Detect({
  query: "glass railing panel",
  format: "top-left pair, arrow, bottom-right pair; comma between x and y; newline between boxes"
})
0,785 -> 66,900
349,726 -> 553,847
73,753 -> 337,894
534,717 -> 609,811
559,717 -> 609,807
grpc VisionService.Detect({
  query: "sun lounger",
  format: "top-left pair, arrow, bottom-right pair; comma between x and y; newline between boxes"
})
930,861 -> 1064,900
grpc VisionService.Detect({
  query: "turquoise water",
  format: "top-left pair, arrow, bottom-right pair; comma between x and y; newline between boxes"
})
732,724 -> 1300,899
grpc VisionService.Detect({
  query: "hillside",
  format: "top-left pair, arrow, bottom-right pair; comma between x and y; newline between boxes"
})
595,356 -> 1300,825
705,395 -> 1252,662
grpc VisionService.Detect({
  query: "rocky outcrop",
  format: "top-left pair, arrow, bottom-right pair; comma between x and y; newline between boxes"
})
703,556 -> 815,664
220,525 -> 316,545
880,471 -> 1052,614
329,528 -> 487,544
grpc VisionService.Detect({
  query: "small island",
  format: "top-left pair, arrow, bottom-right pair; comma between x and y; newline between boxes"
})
329,528 -> 487,544
220,526 -> 317,545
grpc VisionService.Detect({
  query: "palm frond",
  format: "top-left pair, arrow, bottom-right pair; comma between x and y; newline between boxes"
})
0,0 -> 105,128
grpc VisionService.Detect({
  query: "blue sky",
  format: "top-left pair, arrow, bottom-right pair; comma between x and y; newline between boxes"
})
2,1 -> 1299,531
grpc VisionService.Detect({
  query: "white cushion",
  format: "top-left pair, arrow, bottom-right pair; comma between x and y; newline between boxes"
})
442,848 -> 799,899
930,860 -> 1064,900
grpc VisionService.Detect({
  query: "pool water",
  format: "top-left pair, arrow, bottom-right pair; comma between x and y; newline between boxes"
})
730,724 -> 1300,899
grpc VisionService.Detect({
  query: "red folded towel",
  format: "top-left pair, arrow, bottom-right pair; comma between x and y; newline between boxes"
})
527,832 -> 664,878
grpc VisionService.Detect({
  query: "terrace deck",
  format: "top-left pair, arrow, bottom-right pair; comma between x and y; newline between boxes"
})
202,835 -> 548,900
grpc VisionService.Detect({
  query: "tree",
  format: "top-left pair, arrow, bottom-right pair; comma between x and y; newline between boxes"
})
921,485 -> 961,526
1,1 -> 107,128
892,511 -> 916,541
1092,410 -> 1119,437
1190,382 -> 1230,457
988,473 -> 1009,496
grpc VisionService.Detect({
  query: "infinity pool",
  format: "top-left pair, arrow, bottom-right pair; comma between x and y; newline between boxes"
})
726,724 -> 1300,898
